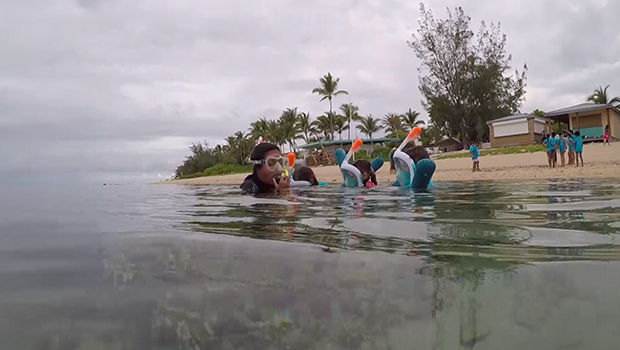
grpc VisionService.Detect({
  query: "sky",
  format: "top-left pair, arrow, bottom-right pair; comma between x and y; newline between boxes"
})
1,0 -> 619,183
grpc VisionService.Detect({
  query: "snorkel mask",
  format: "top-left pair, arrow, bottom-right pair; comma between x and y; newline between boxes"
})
393,127 -> 422,187
340,139 -> 364,187
252,156 -> 286,175
285,153 -> 326,187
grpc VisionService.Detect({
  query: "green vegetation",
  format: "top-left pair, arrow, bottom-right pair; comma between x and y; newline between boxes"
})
587,85 -> 620,106
435,144 -> 545,159
408,4 -> 527,146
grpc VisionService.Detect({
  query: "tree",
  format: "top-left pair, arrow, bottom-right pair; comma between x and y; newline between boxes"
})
339,103 -> 361,140
382,112 -> 406,138
313,115 -> 334,140
418,124 -> 441,147
532,109 -> 544,117
249,117 -> 270,140
402,108 -> 425,129
587,85 -> 620,106
408,3 -> 527,146
333,114 -> 349,140
279,107 -> 300,152
312,73 -> 349,137
296,112 -> 317,143
357,115 -> 381,139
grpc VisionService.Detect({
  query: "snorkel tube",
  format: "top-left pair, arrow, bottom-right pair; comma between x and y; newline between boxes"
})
339,139 -> 364,187
393,127 -> 422,187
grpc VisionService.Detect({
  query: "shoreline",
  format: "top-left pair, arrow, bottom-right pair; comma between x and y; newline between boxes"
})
158,143 -> 620,186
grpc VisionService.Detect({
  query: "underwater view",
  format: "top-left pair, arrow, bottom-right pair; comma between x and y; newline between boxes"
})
1,180 -> 620,349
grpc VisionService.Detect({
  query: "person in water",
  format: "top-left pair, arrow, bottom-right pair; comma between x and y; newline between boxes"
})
351,159 -> 377,187
404,145 -> 430,164
292,165 -> 319,186
240,142 -> 290,194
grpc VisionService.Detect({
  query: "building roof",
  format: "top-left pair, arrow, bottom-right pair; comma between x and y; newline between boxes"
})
486,113 -> 547,125
298,137 -> 399,149
544,102 -> 620,117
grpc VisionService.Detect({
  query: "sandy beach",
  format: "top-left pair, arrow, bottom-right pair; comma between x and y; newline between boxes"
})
161,142 -> 620,186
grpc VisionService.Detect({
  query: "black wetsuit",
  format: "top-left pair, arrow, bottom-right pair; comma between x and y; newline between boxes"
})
240,173 -> 275,195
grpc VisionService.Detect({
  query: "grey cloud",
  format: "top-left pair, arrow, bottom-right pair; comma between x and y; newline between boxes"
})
1,0 -> 619,181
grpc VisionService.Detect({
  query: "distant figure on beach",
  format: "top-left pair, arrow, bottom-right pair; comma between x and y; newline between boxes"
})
557,132 -> 566,167
469,142 -> 480,172
604,125 -> 610,146
241,143 -> 290,194
573,131 -> 584,167
543,134 -> 555,168
389,147 -> 397,174
567,130 -> 575,165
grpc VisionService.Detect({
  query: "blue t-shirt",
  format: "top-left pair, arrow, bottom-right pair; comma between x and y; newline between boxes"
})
558,138 -> 566,152
574,136 -> 583,153
544,138 -> 555,152
469,145 -> 479,159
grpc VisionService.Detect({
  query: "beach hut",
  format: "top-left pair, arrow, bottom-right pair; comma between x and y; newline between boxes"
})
487,114 -> 550,148
544,103 -> 620,142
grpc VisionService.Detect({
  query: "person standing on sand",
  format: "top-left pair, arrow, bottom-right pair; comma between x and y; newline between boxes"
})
603,125 -> 610,146
543,134 -> 555,168
558,132 -> 566,167
573,131 -> 584,167
469,142 -> 480,172
567,131 -> 575,165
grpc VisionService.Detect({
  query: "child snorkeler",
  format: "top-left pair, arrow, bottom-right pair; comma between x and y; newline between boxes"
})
292,166 -> 319,186
351,159 -> 378,187
240,142 -> 290,194
404,145 -> 430,164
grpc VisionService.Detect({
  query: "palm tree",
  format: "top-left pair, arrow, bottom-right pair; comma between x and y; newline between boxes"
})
357,115 -> 381,153
333,114 -> 349,140
587,85 -> 620,105
357,114 -> 381,139
313,115 -> 333,140
402,108 -> 425,129
296,112 -> 317,143
312,73 -> 349,136
249,117 -> 270,140
279,108 -> 300,152
339,103 -> 360,140
382,112 -> 405,137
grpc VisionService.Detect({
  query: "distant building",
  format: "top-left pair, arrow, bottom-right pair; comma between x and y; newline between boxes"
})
487,114 -> 550,148
435,138 -> 463,153
545,103 -> 620,142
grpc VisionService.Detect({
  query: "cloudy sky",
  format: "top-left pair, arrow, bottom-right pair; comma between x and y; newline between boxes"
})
1,0 -> 618,183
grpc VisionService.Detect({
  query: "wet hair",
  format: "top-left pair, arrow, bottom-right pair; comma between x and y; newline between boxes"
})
352,159 -> 377,186
404,146 -> 430,164
574,131 -> 580,136
292,166 -> 318,185
250,143 -> 280,171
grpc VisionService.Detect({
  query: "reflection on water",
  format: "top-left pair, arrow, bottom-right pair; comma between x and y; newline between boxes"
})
1,180 -> 620,349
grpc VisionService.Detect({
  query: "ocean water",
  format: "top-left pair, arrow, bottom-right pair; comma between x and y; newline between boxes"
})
1,180 -> 620,349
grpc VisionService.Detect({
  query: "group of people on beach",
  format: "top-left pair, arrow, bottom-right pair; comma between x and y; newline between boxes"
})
542,130 -> 584,168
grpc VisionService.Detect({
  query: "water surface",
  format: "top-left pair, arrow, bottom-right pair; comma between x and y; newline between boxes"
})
1,180 -> 619,349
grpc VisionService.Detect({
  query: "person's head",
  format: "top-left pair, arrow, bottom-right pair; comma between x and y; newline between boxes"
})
250,143 -> 284,183
404,146 -> 430,164
351,159 -> 377,187
605,124 -> 610,131
551,131 -> 556,137
292,166 -> 319,186
574,131 -> 580,137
